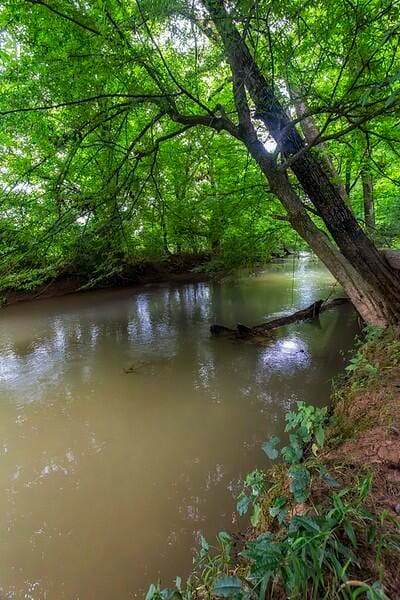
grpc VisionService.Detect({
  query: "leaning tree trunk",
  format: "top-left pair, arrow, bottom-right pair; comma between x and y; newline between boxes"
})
204,0 -> 400,325
245,139 -> 382,323
290,89 -> 349,205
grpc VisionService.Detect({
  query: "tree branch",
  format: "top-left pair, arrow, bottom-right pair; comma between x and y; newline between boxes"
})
25,0 -> 100,35
0,94 -> 176,116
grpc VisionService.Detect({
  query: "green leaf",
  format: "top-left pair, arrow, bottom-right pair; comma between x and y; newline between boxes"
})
288,466 -> 311,503
367,525 -> 377,544
262,435 -> 280,460
315,426 -> 325,447
291,515 -> 321,533
175,576 -> 182,592
217,531 -> 232,546
343,519 -> 357,547
281,433 -> 303,464
258,572 -> 272,600
367,581 -> 389,599
251,502 -> 262,527
318,467 -> 340,488
269,496 -> 288,524
199,534 -> 210,558
212,576 -> 242,598
236,492 -> 251,516
146,584 -> 158,600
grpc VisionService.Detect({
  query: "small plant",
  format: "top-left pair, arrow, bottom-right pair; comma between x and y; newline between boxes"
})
284,401 -> 328,448
214,475 -> 392,599
145,530 -> 235,600
147,402 -> 398,600
343,326 -> 384,388
145,582 -> 181,600
345,351 -> 378,376
261,402 -> 330,504
263,402 -> 328,462
236,469 -> 267,526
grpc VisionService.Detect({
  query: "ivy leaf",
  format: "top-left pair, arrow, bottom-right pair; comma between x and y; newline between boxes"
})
288,466 -> 311,503
262,435 -> 280,460
269,496 -> 288,524
236,492 -> 250,516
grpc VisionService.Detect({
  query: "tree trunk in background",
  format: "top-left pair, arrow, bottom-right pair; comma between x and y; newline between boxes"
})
345,158 -> 352,201
361,164 -> 375,232
204,0 -> 400,325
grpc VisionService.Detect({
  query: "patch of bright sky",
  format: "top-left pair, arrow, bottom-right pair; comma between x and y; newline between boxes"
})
157,14 -> 208,54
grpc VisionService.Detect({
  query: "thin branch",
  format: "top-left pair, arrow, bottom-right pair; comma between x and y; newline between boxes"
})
0,94 -> 174,116
25,0 -> 100,35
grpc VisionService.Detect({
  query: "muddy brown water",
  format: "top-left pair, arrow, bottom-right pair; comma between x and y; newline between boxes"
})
0,257 -> 359,599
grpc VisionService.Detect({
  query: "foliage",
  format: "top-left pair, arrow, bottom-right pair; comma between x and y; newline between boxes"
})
236,469 -> 267,527
259,402 -> 329,504
0,0 -> 399,292
147,399 -> 399,600
149,394 -> 398,598
238,476 -> 395,600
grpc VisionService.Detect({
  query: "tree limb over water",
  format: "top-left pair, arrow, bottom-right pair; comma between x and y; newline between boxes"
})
210,298 -> 351,340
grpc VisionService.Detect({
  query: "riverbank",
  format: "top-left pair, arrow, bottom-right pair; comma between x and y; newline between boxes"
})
149,327 -> 400,599
0,252 -> 299,307
0,254 -> 212,306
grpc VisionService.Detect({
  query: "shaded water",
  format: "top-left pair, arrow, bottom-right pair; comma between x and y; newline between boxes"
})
0,257 -> 359,599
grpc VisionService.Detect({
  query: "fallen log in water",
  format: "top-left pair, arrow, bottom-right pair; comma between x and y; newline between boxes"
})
210,297 -> 351,339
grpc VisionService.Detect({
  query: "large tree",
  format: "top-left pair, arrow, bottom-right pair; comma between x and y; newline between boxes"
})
1,0 -> 400,323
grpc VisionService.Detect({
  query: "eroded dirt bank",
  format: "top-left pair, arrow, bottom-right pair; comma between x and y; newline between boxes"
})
1,254 -> 211,306
261,328 -> 400,596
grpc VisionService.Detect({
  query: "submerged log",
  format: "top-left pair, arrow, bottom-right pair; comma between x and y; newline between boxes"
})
210,297 -> 351,339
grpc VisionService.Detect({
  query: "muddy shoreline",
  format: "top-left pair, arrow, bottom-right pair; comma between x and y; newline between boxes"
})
1,255 -> 213,306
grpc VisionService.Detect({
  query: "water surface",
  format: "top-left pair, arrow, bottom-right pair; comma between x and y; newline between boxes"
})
0,257 -> 359,598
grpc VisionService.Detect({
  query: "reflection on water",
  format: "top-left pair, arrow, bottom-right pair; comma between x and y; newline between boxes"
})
0,257 -> 359,598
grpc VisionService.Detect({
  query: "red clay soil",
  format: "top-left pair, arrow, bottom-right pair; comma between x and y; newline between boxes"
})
324,329 -> 400,595
329,331 -> 400,514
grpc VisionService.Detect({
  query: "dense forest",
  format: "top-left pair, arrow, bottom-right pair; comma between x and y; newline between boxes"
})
1,0 -> 400,323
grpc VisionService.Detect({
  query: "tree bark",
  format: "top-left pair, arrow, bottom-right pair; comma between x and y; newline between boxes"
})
247,142 -> 381,324
290,90 -> 349,205
203,0 -> 400,325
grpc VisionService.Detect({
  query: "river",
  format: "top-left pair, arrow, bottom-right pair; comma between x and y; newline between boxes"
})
0,256 -> 359,599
